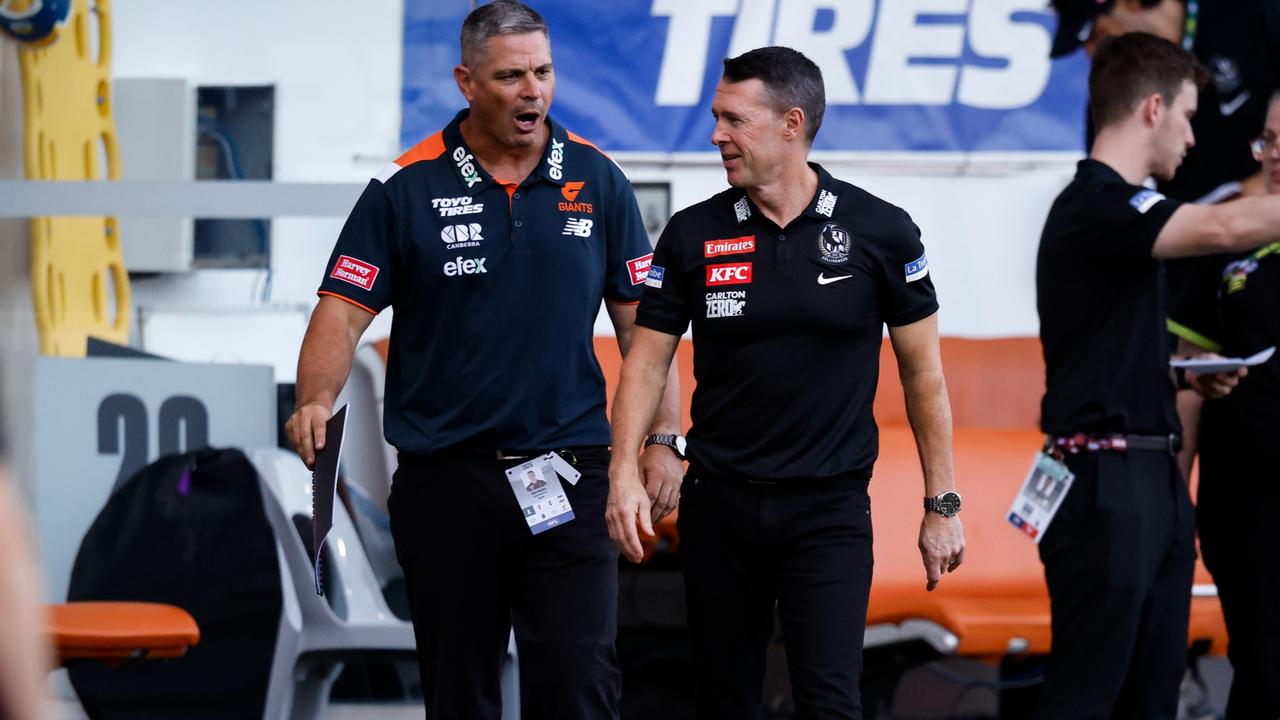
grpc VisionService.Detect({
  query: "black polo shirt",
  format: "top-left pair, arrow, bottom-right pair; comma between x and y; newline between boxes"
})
1038,159 -> 1185,436
318,110 -> 653,455
636,164 -> 938,481
1169,243 -> 1280,446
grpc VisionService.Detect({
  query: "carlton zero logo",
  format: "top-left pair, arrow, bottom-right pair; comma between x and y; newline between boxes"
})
453,146 -> 482,188
706,262 -> 752,286
559,181 -> 592,213
627,253 -> 654,285
706,290 -> 746,318
704,235 -> 756,258
433,196 -> 484,218
330,255 -> 380,291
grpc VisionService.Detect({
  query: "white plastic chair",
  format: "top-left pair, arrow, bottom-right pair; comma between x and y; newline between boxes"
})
249,447 -> 520,719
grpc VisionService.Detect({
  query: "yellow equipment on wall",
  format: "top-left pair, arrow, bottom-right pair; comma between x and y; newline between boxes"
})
17,0 -> 129,356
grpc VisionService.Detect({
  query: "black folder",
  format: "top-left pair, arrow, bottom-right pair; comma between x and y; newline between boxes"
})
311,404 -> 348,595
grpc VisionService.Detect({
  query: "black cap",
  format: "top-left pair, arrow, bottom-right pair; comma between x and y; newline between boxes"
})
1049,0 -> 1115,58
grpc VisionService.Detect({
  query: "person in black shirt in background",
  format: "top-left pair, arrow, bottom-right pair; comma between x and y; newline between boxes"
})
606,47 -> 964,719
1049,0 -> 1280,480
1035,34 -> 1280,719
1169,89 -> 1280,718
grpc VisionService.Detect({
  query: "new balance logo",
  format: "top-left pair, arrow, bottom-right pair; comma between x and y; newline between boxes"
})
562,218 -> 594,237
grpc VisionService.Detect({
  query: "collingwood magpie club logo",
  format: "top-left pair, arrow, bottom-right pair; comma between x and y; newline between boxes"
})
818,223 -> 850,264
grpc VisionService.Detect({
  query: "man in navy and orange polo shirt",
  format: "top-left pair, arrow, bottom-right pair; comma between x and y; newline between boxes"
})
285,2 -> 681,717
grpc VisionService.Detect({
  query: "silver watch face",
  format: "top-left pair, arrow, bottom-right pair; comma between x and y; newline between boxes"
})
936,491 -> 962,516
674,436 -> 688,457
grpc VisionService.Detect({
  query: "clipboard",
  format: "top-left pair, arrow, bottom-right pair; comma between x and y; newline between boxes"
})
311,404 -> 348,596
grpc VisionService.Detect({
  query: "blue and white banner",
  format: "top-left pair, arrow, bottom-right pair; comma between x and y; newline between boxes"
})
403,0 -> 1089,153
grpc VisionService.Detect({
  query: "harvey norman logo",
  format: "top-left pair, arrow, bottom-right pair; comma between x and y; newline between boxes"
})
651,0 -> 1054,109
330,255 -> 380,291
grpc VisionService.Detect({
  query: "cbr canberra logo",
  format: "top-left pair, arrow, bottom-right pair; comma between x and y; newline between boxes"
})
650,0 -> 1054,109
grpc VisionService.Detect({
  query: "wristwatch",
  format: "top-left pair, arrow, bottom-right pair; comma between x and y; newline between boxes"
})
924,491 -> 963,517
644,433 -> 687,461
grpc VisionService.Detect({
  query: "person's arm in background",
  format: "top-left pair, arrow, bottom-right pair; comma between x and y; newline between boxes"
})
286,296 -> 375,468
888,313 -> 965,592
0,468 -> 51,720
1153,195 -> 1280,257
607,301 -> 683,523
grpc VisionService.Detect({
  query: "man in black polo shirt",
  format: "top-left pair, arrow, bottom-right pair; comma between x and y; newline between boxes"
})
1035,33 -> 1280,719
606,47 -> 965,719
1049,0 -> 1280,479
285,2 -> 682,717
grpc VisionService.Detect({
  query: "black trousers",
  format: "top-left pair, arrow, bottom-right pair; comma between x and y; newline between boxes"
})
1198,428 -> 1280,719
387,447 -> 619,720
678,470 -> 874,720
1033,449 -> 1196,719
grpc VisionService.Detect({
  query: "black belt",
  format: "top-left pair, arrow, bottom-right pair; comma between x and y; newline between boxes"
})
1047,433 -> 1183,457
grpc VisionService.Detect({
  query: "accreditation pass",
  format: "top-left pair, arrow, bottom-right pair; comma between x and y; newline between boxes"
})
504,453 -> 581,535
1007,452 -> 1075,544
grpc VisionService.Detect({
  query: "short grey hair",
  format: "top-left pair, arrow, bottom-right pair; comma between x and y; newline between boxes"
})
460,1 -> 549,69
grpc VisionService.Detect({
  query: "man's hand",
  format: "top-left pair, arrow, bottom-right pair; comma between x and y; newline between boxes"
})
285,402 -> 332,469
640,445 -> 683,523
1185,353 -> 1248,400
606,461 -> 654,564
919,513 -> 965,592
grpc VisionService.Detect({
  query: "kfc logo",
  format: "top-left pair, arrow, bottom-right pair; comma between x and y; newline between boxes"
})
706,262 -> 752,286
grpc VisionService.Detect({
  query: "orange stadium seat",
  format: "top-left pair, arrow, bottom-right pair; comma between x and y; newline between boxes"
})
593,335 -> 1227,658
46,601 -> 200,665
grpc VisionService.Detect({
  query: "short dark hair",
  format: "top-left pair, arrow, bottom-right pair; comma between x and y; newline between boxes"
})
460,0 -> 548,69
722,47 -> 825,145
1089,32 -> 1208,129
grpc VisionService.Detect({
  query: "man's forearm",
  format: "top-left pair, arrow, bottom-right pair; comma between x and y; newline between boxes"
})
648,359 -> 682,436
612,334 -> 678,467
295,313 -> 358,409
902,369 -> 956,497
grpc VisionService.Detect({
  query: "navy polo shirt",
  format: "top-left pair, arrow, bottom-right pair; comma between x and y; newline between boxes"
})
637,163 -> 939,481
318,110 -> 653,454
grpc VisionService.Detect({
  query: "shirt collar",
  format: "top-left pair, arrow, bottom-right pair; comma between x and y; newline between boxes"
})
801,163 -> 841,220
441,109 -> 569,194
731,162 -> 841,225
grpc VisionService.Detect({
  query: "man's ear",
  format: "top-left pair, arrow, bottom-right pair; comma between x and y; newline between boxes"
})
782,107 -> 806,142
455,64 -> 474,103
1141,92 -> 1165,128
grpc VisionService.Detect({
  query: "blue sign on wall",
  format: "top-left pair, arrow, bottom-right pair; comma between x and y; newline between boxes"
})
403,0 -> 1088,153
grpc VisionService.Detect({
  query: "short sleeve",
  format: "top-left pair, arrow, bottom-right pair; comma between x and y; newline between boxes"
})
317,180 -> 396,315
875,210 -> 940,327
635,216 -> 690,337
603,180 -> 654,304
1077,185 -> 1183,259
1168,255 -> 1226,353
